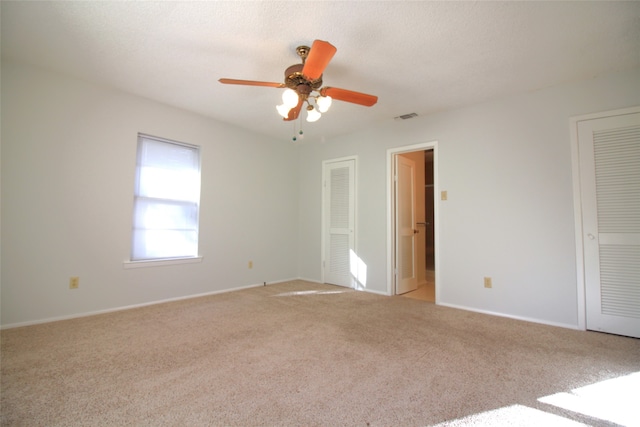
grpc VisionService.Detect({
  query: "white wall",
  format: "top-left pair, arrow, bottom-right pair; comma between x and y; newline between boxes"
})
1,61 -> 299,327
3,61 -> 639,330
297,68 -> 640,328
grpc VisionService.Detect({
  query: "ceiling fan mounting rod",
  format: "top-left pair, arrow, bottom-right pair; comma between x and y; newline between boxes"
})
296,45 -> 310,63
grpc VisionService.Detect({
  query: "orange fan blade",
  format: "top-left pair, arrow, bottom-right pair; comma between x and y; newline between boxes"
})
302,40 -> 337,81
284,97 -> 304,121
321,87 -> 378,107
219,78 -> 284,88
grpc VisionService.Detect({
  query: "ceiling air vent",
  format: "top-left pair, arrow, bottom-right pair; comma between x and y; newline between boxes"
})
394,113 -> 418,120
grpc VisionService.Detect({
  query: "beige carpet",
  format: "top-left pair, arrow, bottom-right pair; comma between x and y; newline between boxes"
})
2,280 -> 639,426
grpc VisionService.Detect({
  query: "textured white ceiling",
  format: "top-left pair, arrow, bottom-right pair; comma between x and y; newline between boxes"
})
2,1 -> 639,143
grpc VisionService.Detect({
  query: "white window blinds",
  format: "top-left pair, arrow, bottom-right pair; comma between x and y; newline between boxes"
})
131,134 -> 201,261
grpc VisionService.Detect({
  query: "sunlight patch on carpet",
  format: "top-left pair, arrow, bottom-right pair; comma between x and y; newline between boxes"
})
272,289 -> 349,297
433,404 -> 587,426
538,371 -> 640,427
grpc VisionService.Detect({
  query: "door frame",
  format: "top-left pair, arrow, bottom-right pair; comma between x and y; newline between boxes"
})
569,105 -> 640,331
387,141 -> 439,298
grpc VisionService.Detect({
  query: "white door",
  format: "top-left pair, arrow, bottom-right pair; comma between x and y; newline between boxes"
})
395,155 -> 418,294
323,159 -> 355,287
578,111 -> 640,338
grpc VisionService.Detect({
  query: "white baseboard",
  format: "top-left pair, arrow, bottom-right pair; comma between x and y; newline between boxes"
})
437,302 -> 582,331
3,279 -> 581,332
1,282 -> 264,330
0,278 -> 344,329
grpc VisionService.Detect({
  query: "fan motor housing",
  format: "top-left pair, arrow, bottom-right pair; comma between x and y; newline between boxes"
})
284,63 -> 322,95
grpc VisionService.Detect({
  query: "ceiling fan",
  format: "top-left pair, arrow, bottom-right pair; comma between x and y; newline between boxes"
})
219,40 -> 378,122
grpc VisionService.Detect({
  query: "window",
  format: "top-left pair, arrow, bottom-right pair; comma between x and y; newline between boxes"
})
131,134 -> 201,261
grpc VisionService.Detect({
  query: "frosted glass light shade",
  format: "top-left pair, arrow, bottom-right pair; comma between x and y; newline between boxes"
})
306,108 -> 321,122
282,89 -> 299,108
317,96 -> 332,113
276,104 -> 291,118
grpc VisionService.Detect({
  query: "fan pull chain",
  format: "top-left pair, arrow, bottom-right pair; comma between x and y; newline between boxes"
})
292,115 -> 304,142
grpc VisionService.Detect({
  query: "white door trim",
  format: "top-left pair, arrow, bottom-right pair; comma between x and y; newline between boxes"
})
569,106 -> 640,331
387,141 -> 439,298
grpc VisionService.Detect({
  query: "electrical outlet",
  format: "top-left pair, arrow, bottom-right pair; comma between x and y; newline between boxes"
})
248,261 -> 253,269
69,276 -> 79,289
441,190 -> 448,201
484,277 -> 492,288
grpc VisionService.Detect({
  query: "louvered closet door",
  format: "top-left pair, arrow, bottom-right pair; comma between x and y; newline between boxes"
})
323,159 -> 355,287
579,111 -> 640,338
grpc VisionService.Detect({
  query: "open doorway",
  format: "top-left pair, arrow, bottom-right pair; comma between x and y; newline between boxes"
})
410,149 -> 436,302
387,142 -> 438,303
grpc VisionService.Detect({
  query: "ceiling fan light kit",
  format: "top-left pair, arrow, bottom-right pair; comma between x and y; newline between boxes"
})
306,106 -> 322,122
316,95 -> 332,113
219,40 -> 378,129
281,88 -> 299,109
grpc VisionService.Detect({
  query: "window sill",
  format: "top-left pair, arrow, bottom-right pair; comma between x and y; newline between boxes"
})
123,256 -> 203,269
